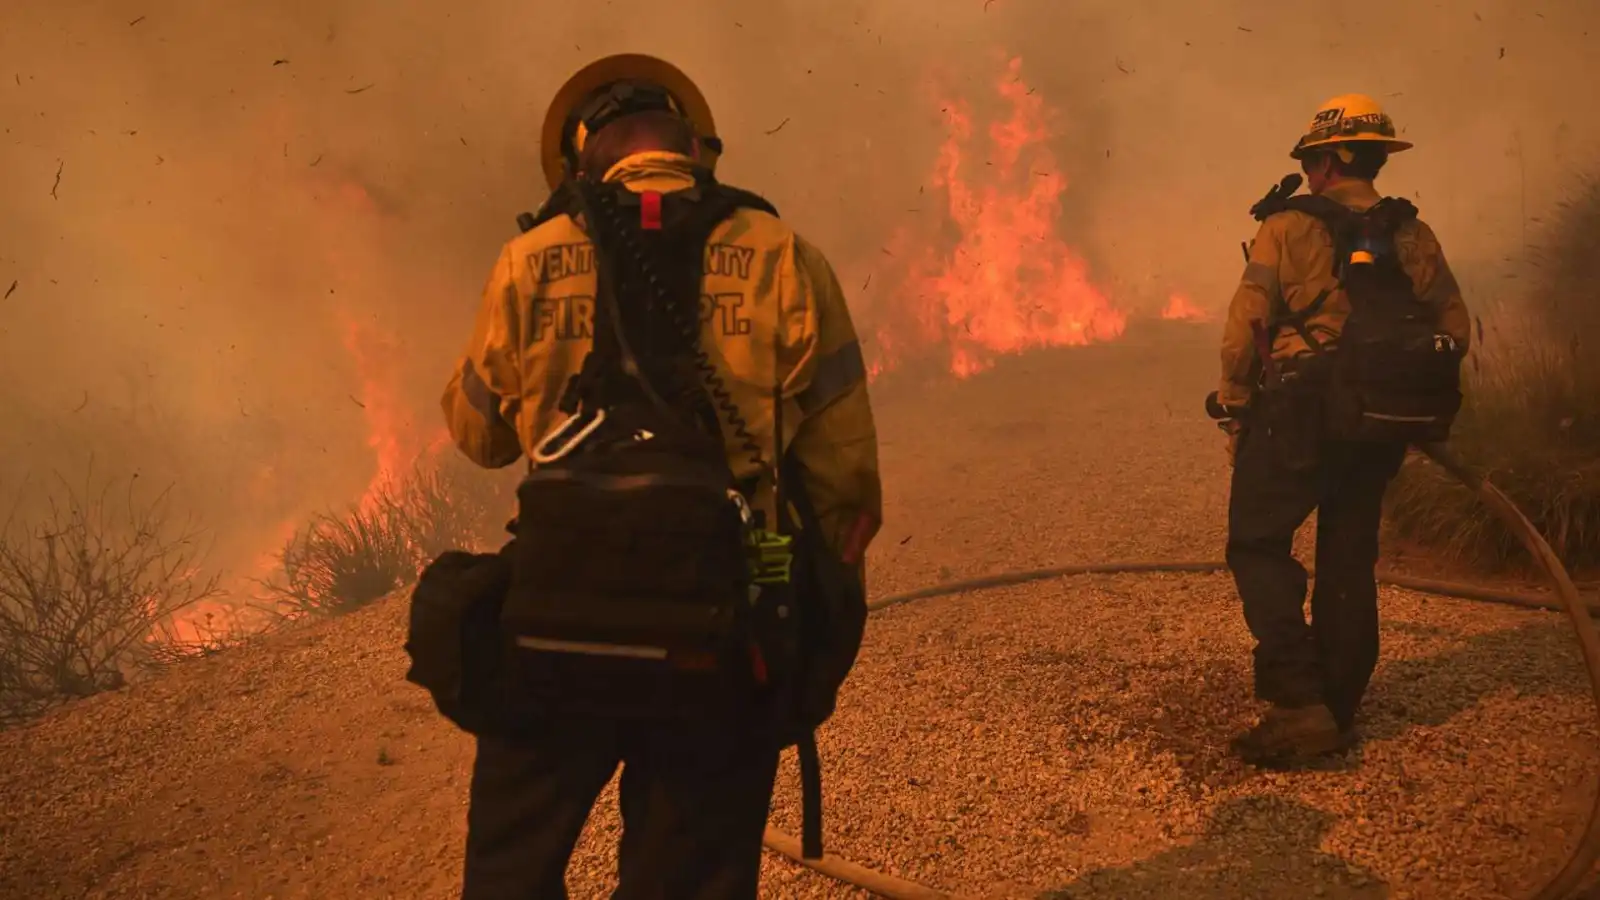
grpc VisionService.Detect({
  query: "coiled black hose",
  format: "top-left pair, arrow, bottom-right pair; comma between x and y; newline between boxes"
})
587,184 -> 769,475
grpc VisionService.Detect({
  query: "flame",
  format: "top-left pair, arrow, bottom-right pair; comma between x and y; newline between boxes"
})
148,58 -> 1140,649
317,174 -> 449,511
152,601 -> 233,646
339,313 -> 413,509
338,312 -> 455,513
143,106 -> 464,649
1161,292 -> 1211,322
254,518 -> 301,576
138,566 -> 233,650
867,56 -> 1126,378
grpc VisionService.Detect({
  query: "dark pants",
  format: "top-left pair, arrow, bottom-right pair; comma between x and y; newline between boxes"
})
462,720 -> 781,900
1226,423 -> 1406,731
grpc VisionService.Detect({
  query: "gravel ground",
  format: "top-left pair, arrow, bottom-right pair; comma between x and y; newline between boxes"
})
1,324 -> 1596,899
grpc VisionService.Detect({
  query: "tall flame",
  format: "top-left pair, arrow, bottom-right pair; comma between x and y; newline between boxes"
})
868,56 -> 1126,378
339,312 -> 423,510
162,54 -> 1182,649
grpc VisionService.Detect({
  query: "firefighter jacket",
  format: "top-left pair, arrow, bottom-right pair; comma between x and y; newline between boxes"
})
1218,178 -> 1472,407
442,151 -> 883,560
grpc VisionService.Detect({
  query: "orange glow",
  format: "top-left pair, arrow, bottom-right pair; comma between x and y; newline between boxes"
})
318,169 -> 450,512
150,109 -> 462,645
338,312 -> 454,514
1161,292 -> 1211,322
139,566 -> 233,650
161,55 -> 1139,646
339,313 -> 416,510
868,56 -> 1126,378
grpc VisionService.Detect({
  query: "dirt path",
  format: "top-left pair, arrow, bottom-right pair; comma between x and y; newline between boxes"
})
2,326 -> 1595,899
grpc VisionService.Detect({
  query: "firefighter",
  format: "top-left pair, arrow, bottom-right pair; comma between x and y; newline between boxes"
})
1218,94 -> 1471,765
439,54 -> 882,898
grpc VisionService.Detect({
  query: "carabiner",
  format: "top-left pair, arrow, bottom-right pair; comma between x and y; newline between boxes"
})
728,489 -> 754,525
532,408 -> 607,465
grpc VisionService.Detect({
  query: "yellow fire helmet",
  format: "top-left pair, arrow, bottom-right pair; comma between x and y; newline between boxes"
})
538,53 -> 721,190
1289,93 -> 1414,160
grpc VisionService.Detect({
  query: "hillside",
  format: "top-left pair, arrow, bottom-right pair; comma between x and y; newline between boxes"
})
3,328 -> 1595,899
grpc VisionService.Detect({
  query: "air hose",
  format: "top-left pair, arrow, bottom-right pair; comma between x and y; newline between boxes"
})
762,443 -> 1600,900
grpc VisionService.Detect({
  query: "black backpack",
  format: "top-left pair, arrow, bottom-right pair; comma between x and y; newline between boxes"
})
501,172 -> 860,858
403,179 -> 801,733
1251,177 -> 1465,444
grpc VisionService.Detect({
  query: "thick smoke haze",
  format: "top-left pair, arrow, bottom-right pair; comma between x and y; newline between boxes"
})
2,0 -> 1595,580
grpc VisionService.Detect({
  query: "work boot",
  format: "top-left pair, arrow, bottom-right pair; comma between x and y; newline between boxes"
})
1230,703 -> 1351,767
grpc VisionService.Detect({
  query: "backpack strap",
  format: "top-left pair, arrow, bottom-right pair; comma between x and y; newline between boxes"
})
519,170 -> 777,235
515,180 -> 580,234
1277,194 -> 1359,230
558,181 -> 671,420
608,174 -> 825,858
550,175 -> 766,420
1280,195 -> 1421,354
1244,173 -> 1426,365
775,451 -> 835,861
1254,194 -> 1362,355
796,731 -> 825,859
605,173 -> 782,484
610,169 -> 778,233
1368,196 -> 1419,229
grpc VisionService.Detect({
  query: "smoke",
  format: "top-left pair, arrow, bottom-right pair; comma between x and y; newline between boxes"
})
1,0 -> 1596,577
1528,164 -> 1600,342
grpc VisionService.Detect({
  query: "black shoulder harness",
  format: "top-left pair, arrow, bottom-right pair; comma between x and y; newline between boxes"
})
1252,190 -> 1354,226
515,168 -> 777,234
1245,174 -> 1420,353
546,170 -> 780,478
1247,171 -> 1419,229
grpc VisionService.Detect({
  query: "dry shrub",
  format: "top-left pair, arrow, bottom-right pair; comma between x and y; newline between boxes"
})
1386,166 -> 1600,572
0,472 -> 221,726
263,502 -> 417,618
259,456 -> 515,618
1527,166 -> 1600,346
385,458 -> 515,561
140,601 -> 294,667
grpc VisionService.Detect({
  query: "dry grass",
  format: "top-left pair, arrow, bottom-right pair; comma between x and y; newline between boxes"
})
259,458 -> 514,618
140,600 -> 298,667
1386,170 -> 1600,572
264,502 -> 419,618
0,448 -> 514,726
1,338 -> 1592,900
0,472 -> 222,727
386,459 -> 515,561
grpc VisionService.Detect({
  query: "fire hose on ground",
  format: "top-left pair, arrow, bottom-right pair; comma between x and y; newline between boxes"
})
761,442 -> 1600,900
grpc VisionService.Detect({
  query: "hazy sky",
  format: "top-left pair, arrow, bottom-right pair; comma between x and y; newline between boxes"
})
2,0 -> 1594,573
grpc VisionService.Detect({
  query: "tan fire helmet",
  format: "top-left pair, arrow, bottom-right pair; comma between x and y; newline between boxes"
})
538,53 -> 722,190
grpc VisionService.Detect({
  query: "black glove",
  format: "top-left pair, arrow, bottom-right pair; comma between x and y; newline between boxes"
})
1205,390 -> 1248,421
